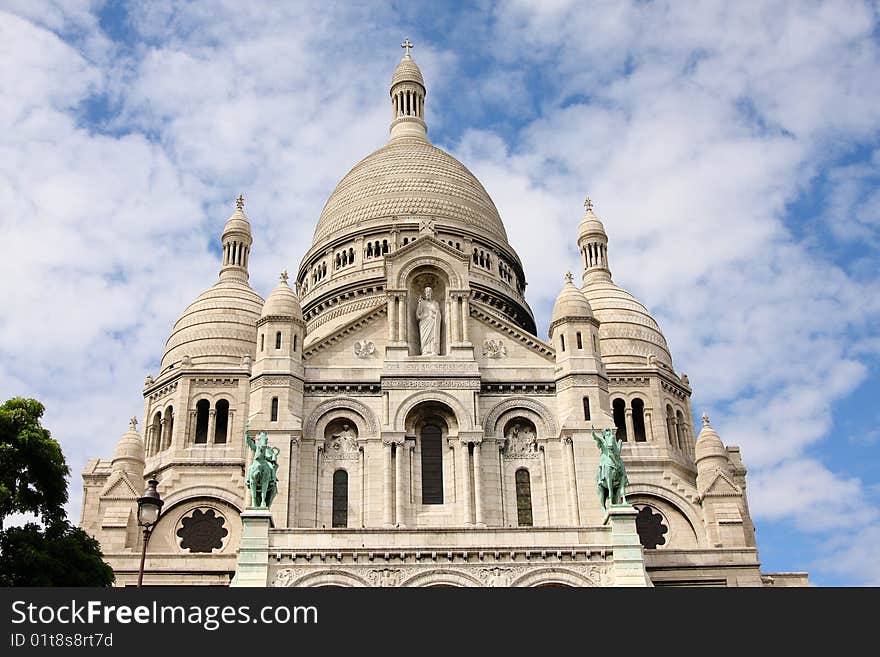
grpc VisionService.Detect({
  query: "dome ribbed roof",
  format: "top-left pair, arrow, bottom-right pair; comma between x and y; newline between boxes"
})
312,138 -> 508,245
695,414 -> 728,463
161,280 -> 263,371
582,280 -> 672,366
550,275 -> 593,332
392,54 -> 425,88
112,421 -> 144,466
262,275 -> 301,318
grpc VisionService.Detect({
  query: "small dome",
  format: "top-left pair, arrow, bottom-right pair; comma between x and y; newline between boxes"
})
161,279 -> 263,371
582,280 -> 673,367
695,413 -> 728,464
112,418 -> 144,472
222,200 -> 252,238
262,272 -> 302,319
391,54 -> 425,89
550,273 -> 593,332
578,197 -> 607,238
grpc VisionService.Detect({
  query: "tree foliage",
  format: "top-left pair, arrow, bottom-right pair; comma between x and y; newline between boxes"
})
0,397 -> 69,524
0,397 -> 114,586
0,520 -> 115,586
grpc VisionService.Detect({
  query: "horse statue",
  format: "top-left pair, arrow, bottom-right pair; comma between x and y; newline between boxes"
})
245,418 -> 280,509
591,426 -> 629,509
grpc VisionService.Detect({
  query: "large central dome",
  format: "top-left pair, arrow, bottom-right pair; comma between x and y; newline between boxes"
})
297,46 -> 535,341
312,137 -> 508,246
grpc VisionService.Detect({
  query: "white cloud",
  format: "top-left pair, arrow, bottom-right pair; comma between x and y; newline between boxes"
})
1,1 -> 878,583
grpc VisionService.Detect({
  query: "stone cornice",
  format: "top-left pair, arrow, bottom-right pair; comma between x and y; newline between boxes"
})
303,304 -> 387,360
470,304 -> 554,360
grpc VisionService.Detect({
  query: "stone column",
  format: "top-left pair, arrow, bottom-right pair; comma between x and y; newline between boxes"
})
451,294 -> 461,343
565,437 -> 580,525
461,441 -> 474,525
473,441 -> 485,526
159,418 -> 168,451
644,410 -> 654,442
624,408 -> 635,444
186,410 -> 197,447
394,442 -> 405,526
208,409 -> 217,444
461,293 -> 470,343
383,441 -> 393,526
287,438 -> 300,527
388,295 -> 396,342
228,410 -> 235,445
397,294 -> 407,343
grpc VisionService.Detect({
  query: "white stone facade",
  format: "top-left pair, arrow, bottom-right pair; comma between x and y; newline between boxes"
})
80,47 -> 808,588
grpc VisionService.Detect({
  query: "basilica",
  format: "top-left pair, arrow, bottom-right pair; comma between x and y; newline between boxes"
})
80,44 -> 808,587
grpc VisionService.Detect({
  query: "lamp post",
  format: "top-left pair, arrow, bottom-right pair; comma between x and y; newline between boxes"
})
136,478 -> 164,587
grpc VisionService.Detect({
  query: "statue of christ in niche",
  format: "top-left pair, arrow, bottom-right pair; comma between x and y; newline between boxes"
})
416,286 -> 441,355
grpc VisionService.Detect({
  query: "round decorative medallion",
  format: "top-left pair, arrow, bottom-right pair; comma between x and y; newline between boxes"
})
635,505 -> 668,550
176,508 -> 229,553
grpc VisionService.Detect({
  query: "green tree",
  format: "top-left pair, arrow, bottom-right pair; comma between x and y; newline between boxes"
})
0,397 -> 69,527
0,520 -> 114,586
0,397 -> 114,586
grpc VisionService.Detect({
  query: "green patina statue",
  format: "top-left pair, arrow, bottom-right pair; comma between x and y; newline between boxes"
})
245,419 -> 280,509
592,426 -> 629,509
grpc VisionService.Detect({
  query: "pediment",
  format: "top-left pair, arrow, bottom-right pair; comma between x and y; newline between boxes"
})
703,470 -> 742,497
383,235 -> 471,290
471,303 -> 555,362
303,303 -> 386,361
99,471 -> 140,499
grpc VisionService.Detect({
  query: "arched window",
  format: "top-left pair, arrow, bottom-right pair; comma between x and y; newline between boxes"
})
666,404 -> 676,447
560,334 -> 566,352
271,397 -> 279,422
348,248 -> 354,263
592,333 -> 599,352
151,411 -> 162,455
382,240 -> 388,254
214,399 -> 229,444
576,331 -> 583,349
421,424 -> 443,504
332,470 -> 348,528
275,331 -> 282,350
612,398 -> 627,441
676,410 -> 685,450
293,334 -> 298,352
515,469 -> 533,527
163,406 -> 174,450
583,397 -> 591,421
632,398 -> 647,442
367,243 -> 373,258
194,400 -> 210,444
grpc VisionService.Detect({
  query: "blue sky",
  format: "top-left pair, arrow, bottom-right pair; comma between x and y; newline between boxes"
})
1,1 -> 878,585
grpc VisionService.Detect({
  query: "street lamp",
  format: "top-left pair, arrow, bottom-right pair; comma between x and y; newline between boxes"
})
136,478 -> 164,587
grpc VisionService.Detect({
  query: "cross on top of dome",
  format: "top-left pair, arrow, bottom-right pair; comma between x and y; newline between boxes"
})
584,196 -> 593,211
401,38 -> 414,56
280,270 -> 289,283
236,194 -> 244,211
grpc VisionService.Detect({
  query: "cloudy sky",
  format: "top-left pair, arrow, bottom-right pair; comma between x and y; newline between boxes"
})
1,0 -> 878,585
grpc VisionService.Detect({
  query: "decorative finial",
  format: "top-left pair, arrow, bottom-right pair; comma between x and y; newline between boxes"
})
584,196 -> 593,212
401,38 -> 414,56
564,271 -> 573,284
129,416 -> 138,431
280,270 -> 289,284
702,412 -> 710,427
236,194 -> 244,211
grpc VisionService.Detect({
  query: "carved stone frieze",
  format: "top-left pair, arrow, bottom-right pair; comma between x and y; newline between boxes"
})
270,560 -> 609,587
381,378 -> 481,390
